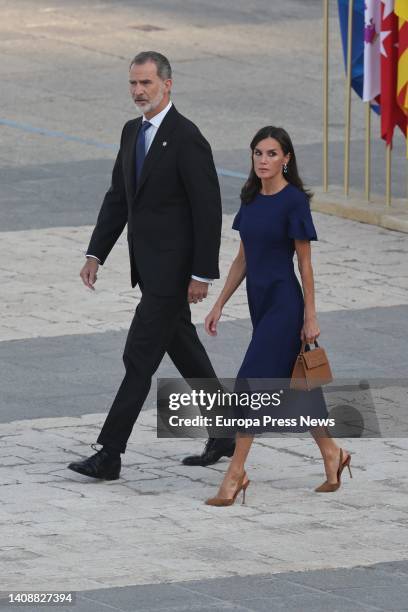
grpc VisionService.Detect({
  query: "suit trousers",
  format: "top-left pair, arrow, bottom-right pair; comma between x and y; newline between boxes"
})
97,289 -> 217,453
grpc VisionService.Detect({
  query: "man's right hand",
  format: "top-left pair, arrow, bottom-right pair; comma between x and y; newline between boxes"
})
80,257 -> 99,290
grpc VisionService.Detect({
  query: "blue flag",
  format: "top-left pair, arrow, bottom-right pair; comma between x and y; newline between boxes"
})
337,0 -> 365,99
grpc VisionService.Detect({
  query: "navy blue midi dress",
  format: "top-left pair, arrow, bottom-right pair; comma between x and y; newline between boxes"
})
232,184 -> 328,433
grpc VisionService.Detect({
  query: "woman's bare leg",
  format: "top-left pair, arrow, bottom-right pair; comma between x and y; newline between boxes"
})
215,433 -> 254,498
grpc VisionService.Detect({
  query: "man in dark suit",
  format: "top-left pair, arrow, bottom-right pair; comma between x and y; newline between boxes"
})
68,51 -> 235,480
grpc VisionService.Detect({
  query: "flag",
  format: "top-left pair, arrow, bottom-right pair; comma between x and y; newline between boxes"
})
395,0 -> 408,117
380,0 -> 407,145
338,0 -> 365,98
363,0 -> 382,102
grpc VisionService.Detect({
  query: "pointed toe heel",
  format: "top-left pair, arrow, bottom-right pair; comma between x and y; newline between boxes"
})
205,473 -> 250,507
315,449 -> 352,493
314,480 -> 340,493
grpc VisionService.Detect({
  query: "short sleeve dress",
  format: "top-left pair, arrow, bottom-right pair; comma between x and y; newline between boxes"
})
232,184 -> 328,432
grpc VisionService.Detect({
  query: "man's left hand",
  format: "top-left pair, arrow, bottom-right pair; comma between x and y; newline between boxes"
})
188,279 -> 209,304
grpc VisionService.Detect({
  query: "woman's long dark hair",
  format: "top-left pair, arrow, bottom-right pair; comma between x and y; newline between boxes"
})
240,126 -> 313,204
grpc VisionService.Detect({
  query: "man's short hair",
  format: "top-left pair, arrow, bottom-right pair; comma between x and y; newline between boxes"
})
129,51 -> 172,80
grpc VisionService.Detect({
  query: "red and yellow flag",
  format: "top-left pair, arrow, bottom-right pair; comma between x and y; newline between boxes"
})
380,0 -> 406,146
395,0 -> 408,154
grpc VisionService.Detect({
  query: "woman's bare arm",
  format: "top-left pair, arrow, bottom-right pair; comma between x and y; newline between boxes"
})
294,239 -> 320,343
214,241 -> 246,309
205,242 -> 246,335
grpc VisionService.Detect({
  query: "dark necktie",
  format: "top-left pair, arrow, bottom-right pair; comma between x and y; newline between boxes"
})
135,120 -> 152,182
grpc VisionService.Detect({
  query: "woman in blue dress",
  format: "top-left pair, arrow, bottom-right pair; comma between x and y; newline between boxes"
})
204,126 -> 352,506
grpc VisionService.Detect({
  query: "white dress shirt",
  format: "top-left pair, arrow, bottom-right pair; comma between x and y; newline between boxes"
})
87,100 -> 212,284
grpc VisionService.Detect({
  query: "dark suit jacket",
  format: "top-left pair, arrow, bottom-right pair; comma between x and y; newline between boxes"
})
87,105 -> 222,296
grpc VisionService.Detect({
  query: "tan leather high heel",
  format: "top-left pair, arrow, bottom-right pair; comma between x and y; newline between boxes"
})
205,472 -> 250,506
315,448 -> 352,493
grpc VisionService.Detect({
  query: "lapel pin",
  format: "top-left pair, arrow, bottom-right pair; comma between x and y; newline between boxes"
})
162,141 -> 167,147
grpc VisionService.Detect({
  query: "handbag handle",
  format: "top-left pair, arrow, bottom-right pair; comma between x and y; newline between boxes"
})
301,340 -> 319,353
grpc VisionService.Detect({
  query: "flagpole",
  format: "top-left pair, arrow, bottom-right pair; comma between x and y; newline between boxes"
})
406,126 -> 408,200
405,124 -> 408,203
323,0 -> 329,192
385,143 -> 391,206
344,0 -> 354,197
365,102 -> 371,201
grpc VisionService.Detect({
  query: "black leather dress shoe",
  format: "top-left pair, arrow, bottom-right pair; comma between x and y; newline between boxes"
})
182,438 -> 235,466
68,448 -> 121,480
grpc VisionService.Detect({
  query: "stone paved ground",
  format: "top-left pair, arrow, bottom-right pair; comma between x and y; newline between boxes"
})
1,210 -> 408,342
1,412 -> 408,593
1,1 -> 408,611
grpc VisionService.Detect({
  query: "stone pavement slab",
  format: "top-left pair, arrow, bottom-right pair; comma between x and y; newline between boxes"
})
1,211 -> 408,342
1,411 -> 408,595
1,304 -> 408,423
3,562 -> 408,612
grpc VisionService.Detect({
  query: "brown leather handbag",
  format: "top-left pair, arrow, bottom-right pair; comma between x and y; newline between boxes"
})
290,340 -> 333,391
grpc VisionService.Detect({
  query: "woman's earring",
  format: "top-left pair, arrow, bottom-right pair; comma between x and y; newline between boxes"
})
283,163 -> 288,174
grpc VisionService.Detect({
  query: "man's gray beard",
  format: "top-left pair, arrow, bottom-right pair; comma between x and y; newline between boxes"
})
135,87 -> 165,115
